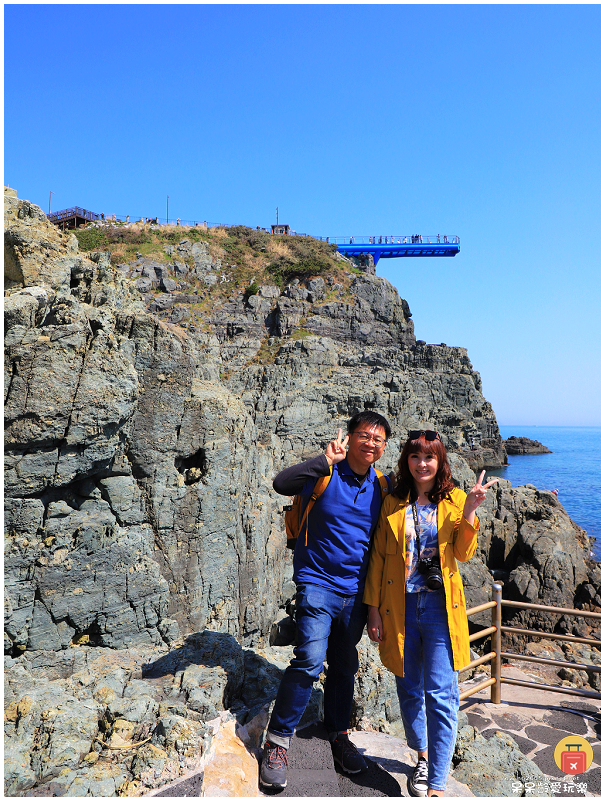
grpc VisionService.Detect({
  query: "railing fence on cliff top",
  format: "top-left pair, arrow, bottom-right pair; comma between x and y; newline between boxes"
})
461,583 -> 601,704
46,212 -> 459,245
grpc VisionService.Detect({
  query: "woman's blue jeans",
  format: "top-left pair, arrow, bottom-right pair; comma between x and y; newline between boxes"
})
396,589 -> 459,792
267,583 -> 367,746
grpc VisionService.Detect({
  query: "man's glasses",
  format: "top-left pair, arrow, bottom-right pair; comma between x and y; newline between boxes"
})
408,430 -> 441,442
354,432 -> 387,447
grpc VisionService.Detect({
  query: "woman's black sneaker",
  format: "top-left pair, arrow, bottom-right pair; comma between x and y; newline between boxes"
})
408,757 -> 428,797
260,740 -> 288,790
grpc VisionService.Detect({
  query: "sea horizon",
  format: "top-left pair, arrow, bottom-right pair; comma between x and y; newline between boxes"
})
498,424 -> 601,429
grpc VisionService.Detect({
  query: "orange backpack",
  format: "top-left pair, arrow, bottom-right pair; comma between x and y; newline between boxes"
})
284,467 -> 390,550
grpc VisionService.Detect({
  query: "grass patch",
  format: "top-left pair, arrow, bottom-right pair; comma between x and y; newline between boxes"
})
291,327 -> 312,339
244,280 -> 260,299
265,236 -> 338,286
73,223 -> 353,328
73,227 -> 109,251
105,228 -> 153,246
248,336 -> 280,366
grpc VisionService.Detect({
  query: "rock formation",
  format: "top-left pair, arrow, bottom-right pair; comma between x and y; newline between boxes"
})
504,436 -> 552,455
4,192 -> 599,796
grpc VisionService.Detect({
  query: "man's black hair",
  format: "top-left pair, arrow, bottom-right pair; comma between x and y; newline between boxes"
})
347,411 -> 391,441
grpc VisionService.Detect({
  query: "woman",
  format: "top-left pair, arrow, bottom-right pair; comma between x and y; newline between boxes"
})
363,430 -> 497,797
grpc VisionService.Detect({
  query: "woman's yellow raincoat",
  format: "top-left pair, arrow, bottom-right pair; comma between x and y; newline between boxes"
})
363,488 -> 479,677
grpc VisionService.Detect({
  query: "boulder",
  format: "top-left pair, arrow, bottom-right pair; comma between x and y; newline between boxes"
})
504,436 -> 552,455
452,726 -> 552,796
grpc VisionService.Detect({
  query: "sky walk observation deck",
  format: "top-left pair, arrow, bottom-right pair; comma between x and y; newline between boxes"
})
47,206 -> 101,230
44,207 -> 460,267
316,235 -> 460,265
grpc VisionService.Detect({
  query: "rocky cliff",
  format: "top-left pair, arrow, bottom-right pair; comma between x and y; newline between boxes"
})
4,193 -> 599,796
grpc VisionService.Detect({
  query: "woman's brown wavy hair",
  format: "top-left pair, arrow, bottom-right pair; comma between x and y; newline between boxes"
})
393,433 -> 455,504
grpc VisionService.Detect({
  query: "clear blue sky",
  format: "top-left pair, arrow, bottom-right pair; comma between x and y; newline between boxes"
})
5,4 -> 601,426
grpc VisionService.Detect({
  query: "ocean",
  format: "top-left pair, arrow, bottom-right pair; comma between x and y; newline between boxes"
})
488,426 -> 601,563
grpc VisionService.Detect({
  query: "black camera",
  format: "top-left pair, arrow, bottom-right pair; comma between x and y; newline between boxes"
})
417,557 -> 443,591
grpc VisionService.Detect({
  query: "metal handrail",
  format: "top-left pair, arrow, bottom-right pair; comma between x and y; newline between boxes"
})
499,677 -> 601,701
313,235 -> 460,245
469,625 -> 497,643
499,651 -> 601,673
458,651 -> 496,672
500,626 -> 601,647
459,584 -> 601,703
466,600 -> 496,616
47,206 -> 100,223
502,599 -> 601,620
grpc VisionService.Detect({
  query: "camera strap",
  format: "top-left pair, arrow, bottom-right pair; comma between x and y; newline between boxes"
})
411,502 -> 422,561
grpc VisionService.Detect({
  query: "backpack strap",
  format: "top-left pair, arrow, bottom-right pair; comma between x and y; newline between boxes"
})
299,467 -> 333,546
374,468 -> 391,498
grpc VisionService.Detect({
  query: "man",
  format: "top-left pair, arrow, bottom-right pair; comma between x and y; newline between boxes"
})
260,410 -> 392,790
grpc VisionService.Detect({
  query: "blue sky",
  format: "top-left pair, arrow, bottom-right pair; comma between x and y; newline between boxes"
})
5,4 -> 601,426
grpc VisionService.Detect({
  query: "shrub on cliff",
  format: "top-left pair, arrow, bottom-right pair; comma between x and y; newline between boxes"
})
74,226 -> 152,252
105,228 -> 152,246
266,236 -> 338,285
227,225 -> 270,252
73,227 -> 109,251
244,280 -> 260,298
267,255 -> 331,284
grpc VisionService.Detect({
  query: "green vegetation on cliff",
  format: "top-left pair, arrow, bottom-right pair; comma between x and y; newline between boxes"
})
73,223 -> 340,288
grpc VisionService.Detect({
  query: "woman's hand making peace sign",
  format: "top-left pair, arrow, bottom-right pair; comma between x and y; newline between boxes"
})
463,470 -> 499,526
325,428 -> 350,467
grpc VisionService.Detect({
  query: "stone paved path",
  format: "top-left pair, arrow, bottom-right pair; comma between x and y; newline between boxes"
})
459,666 -> 601,797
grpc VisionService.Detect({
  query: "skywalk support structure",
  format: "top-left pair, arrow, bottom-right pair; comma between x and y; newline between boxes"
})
318,235 -> 460,266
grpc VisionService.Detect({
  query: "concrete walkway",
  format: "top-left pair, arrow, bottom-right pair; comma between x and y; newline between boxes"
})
459,666 -> 601,797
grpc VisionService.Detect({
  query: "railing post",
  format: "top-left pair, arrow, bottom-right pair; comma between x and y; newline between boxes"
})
491,583 -> 502,703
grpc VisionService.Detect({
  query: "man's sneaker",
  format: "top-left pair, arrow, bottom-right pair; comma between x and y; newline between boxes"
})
408,757 -> 428,797
331,732 -> 367,774
260,740 -> 288,790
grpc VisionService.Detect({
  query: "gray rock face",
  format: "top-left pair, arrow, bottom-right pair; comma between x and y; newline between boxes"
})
353,636 -> 404,737
4,669 -> 103,795
4,202 -> 291,660
5,197 -> 597,661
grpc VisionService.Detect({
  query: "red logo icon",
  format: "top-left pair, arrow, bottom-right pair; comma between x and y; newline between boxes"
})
561,744 -> 587,775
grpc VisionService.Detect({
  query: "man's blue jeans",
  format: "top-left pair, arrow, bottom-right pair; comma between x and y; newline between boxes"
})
267,583 -> 367,746
396,589 -> 459,792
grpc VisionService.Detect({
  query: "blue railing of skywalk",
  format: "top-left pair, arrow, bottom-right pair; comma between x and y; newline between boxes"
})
313,235 -> 460,245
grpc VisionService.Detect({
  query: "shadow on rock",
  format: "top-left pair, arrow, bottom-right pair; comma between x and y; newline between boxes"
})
335,758 -> 404,797
141,630 -> 319,732
142,631 -> 249,716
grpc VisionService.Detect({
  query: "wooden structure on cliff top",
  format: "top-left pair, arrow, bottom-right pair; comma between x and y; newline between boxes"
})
47,206 -> 101,230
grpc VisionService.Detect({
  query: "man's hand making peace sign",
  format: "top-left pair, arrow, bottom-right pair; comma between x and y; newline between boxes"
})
463,470 -> 499,526
324,428 -> 350,467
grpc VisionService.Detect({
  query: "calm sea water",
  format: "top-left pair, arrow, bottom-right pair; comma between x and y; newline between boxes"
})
489,426 -> 601,562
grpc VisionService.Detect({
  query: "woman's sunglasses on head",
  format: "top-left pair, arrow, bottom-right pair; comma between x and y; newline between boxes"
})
408,430 -> 441,442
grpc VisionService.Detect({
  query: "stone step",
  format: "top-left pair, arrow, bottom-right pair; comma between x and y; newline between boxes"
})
262,722 -> 404,797
270,723 -> 339,797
